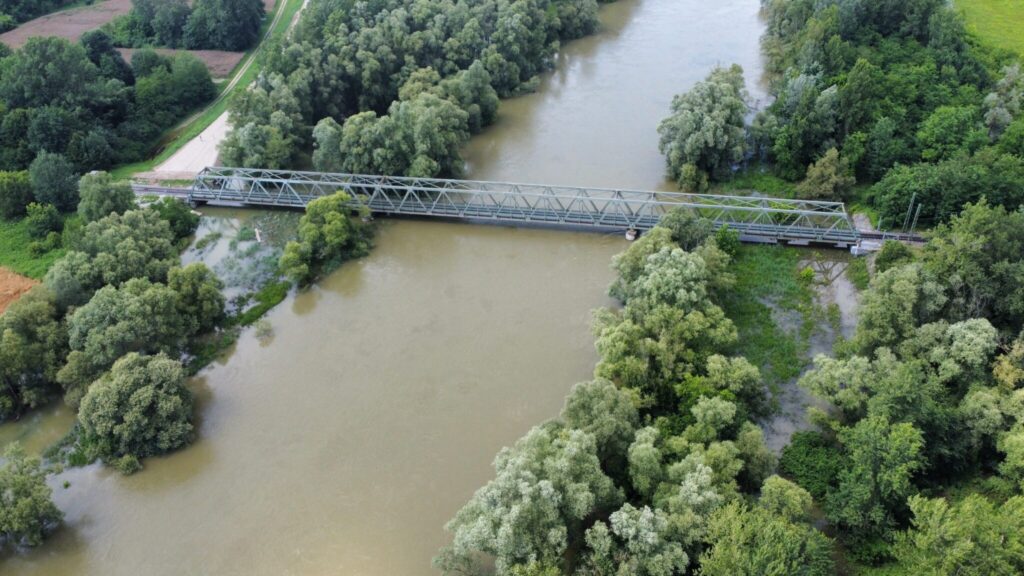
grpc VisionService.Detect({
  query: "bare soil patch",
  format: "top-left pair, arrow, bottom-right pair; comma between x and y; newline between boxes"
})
0,267 -> 38,314
116,47 -> 245,78
0,0 -> 132,49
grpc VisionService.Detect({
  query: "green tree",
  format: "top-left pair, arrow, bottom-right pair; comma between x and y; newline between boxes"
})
58,278 -> 187,405
279,191 -> 371,285
579,503 -> 689,576
916,106 -> 986,162
150,196 -> 199,240
658,65 -> 748,190
167,263 -> 225,335
43,208 -> 177,308
185,0 -> 264,51
0,36 -> 99,110
922,200 -> 1024,330
795,148 -> 854,199
656,208 -> 714,251
851,263 -> 945,355
894,494 -> 1024,575
0,287 -> 67,421
560,378 -> 638,470
29,152 -> 78,212
0,443 -> 62,548
759,475 -> 814,523
735,421 -> 774,491
311,117 -> 343,173
998,425 -> 1024,489
874,241 -> 913,273
698,502 -> 834,576
0,170 -> 33,219
77,171 -> 135,222
24,202 -> 61,239
435,424 -> 622,575
826,416 -> 925,542
78,352 -> 194,464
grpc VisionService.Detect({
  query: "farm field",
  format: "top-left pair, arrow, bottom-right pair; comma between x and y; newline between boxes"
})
0,0 -> 274,77
0,267 -> 38,314
956,0 -> 1024,55
0,0 -> 131,48
116,47 -> 245,79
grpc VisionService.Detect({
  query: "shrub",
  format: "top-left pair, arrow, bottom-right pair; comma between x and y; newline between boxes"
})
0,170 -> 33,219
779,431 -> 846,499
24,202 -> 62,238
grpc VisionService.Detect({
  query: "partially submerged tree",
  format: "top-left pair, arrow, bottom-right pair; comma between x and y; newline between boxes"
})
658,65 -> 748,191
78,352 -> 194,468
0,443 -> 62,548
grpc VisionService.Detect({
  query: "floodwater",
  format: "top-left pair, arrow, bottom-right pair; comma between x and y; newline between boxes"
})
762,250 -> 860,452
0,0 -> 768,573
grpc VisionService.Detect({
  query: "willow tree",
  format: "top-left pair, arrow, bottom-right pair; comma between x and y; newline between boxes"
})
658,65 -> 748,191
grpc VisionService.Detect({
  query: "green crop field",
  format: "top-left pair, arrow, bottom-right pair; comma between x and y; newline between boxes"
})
956,0 -> 1024,56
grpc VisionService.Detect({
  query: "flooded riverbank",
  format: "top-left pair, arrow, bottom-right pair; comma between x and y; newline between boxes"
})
1,0 -> 771,573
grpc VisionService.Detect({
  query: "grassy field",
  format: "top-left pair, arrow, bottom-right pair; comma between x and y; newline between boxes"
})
110,0 -> 305,179
956,0 -> 1024,56
0,218 -> 69,279
710,167 -> 798,198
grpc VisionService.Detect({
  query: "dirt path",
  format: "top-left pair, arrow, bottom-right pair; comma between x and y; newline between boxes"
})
0,267 -> 38,314
151,0 -> 301,177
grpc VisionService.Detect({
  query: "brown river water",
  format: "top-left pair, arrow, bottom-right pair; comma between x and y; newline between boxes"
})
0,0 -> 767,573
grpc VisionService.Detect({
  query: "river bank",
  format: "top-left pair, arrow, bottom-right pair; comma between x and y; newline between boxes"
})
1,1 -> 778,573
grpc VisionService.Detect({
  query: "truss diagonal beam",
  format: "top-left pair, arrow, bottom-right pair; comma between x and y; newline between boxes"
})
187,167 -> 860,245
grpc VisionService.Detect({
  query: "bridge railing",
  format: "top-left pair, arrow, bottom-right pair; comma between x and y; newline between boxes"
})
187,167 -> 860,244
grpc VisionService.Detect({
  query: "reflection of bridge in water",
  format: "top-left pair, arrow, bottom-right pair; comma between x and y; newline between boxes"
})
134,167 -> 863,247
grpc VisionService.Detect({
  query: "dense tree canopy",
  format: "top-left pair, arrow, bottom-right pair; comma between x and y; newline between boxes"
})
107,0 -> 265,51
438,216 -> 827,575
0,444 -> 62,548
58,267 -> 223,406
77,171 -> 135,222
222,0 -> 607,173
657,65 -> 748,191
78,352 -> 194,465
44,208 -> 178,308
0,35 -> 214,174
279,191 -> 372,285
0,287 -> 67,422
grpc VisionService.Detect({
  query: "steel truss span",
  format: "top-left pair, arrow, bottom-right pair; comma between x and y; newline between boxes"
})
186,167 -> 860,245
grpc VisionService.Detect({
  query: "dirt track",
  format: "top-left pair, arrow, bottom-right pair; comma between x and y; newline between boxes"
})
0,267 -> 38,314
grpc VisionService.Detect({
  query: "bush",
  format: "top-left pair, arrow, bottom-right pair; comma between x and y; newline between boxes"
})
779,431 -> 846,500
150,196 -> 199,240
28,231 -> 62,256
714,225 -> 741,257
0,170 -> 33,219
874,241 -> 914,273
24,202 -> 62,238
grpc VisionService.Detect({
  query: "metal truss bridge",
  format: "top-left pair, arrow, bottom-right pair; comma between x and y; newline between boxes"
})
136,167 -> 861,246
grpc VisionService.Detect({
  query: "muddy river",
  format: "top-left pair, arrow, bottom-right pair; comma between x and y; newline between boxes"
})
0,0 -> 769,573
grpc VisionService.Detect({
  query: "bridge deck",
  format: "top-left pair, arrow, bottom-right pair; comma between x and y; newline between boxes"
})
135,167 -> 862,246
